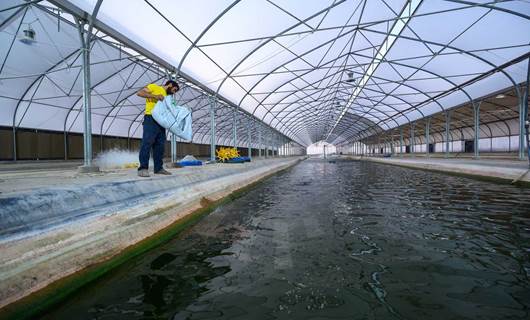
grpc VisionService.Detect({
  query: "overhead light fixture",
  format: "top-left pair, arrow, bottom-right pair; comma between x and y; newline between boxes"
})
495,94 -> 506,99
345,71 -> 356,83
19,24 -> 36,45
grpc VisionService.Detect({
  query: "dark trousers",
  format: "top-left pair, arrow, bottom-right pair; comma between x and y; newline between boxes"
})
139,115 -> 165,171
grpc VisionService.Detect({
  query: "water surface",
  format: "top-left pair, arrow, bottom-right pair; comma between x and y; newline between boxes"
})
43,159 -> 530,319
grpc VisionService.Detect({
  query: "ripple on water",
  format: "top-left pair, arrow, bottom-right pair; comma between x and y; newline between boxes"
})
42,159 -> 530,320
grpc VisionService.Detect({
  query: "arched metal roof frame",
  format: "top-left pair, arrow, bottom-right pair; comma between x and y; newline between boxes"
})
348,67 -> 519,146
269,63 -> 447,142
1,0 -> 528,151
196,0 -> 350,145
3,3 -> 167,137
132,1 -> 324,151
46,1 -> 296,144
1,1 -> 293,151
354,85 -> 526,148
227,3 -> 527,144
54,0 -> 530,147
240,1 -> 369,114
334,4 -> 530,143
334,18 -> 530,144
254,65 -> 407,137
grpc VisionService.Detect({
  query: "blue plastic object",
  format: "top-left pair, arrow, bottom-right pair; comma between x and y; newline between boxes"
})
225,157 -> 246,163
178,160 -> 203,166
240,156 -> 251,162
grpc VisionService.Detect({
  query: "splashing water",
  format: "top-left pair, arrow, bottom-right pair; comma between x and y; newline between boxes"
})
94,149 -> 152,170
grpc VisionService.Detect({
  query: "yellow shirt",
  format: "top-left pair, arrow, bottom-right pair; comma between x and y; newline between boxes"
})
144,83 -> 167,115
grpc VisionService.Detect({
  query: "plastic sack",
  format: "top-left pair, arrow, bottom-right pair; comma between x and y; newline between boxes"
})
151,96 -> 192,140
180,155 -> 199,162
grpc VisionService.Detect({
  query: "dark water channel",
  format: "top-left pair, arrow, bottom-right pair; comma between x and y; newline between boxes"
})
43,159 -> 530,319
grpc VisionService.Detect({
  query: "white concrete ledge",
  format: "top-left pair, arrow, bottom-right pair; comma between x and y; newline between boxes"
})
353,156 -> 530,185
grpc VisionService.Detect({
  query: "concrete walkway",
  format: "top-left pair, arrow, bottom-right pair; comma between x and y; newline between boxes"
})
0,157 -> 302,310
355,156 -> 530,185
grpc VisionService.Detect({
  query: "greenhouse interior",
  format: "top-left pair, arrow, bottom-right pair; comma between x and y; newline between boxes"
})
0,0 -> 529,319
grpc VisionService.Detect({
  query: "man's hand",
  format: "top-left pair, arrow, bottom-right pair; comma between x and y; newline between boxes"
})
153,94 -> 165,101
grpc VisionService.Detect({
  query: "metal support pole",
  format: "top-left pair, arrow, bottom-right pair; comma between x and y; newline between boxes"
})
269,133 -> 272,157
524,57 -> 530,166
77,20 -> 99,172
171,134 -> 177,163
445,111 -> 451,158
410,122 -> 415,155
390,133 -> 395,156
271,133 -> 274,157
232,110 -> 237,148
209,96 -> 216,162
274,134 -> 276,157
247,117 -> 251,159
425,118 -> 431,157
473,101 -> 481,159
258,126 -> 262,157
64,132 -> 68,160
277,135 -> 279,157
269,131 -> 274,158
276,135 -> 279,157
520,89 -> 526,160
265,132 -> 268,158
399,127 -> 403,157
12,125 -> 16,161
271,133 -> 273,157
277,135 -> 280,157
273,135 -> 275,157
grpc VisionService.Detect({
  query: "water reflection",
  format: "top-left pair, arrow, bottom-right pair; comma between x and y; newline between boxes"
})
44,159 -> 530,319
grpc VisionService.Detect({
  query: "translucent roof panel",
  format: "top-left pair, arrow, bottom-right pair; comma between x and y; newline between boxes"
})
2,0 -> 529,148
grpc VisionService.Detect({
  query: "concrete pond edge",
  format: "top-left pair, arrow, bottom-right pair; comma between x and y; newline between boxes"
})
0,158 -> 302,320
358,157 -> 530,188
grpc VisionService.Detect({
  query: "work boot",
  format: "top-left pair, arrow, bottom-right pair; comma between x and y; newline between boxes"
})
138,169 -> 150,177
154,168 -> 172,175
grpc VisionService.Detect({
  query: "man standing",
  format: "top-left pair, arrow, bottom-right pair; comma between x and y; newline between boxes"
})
136,80 -> 180,177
